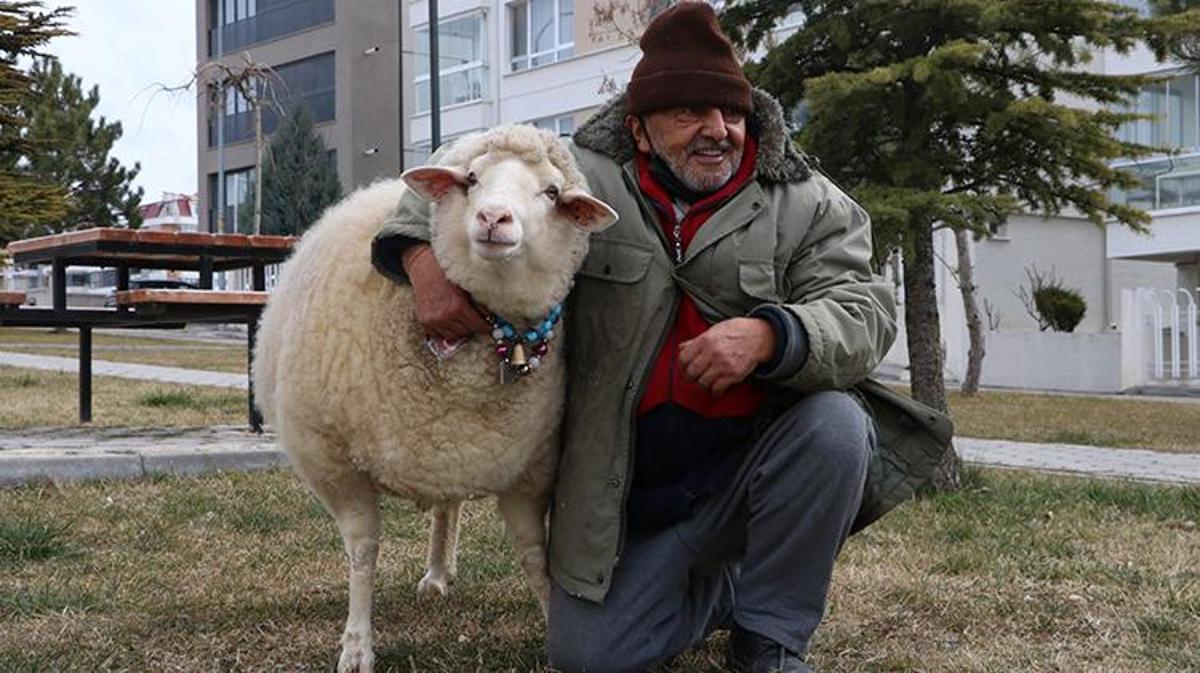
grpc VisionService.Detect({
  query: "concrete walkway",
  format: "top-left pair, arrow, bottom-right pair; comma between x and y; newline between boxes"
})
1,426 -> 1198,488
0,351 -> 246,389
0,352 -> 1197,488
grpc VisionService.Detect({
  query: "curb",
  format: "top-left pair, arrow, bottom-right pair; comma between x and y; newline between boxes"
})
0,447 -> 287,487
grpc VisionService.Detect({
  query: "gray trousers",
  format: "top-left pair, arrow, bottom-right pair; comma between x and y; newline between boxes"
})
546,391 -> 874,673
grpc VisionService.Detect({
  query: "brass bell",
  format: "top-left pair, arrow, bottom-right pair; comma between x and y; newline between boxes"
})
510,343 -> 527,367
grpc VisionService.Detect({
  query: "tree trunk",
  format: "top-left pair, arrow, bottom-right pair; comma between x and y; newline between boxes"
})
954,228 -> 985,396
904,224 -> 962,491
253,103 -> 264,237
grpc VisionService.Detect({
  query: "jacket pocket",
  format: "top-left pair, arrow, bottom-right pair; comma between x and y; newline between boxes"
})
572,238 -> 655,352
737,259 -> 781,303
850,378 -> 955,533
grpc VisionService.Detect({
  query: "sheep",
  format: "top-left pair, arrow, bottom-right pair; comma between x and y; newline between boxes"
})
252,125 -> 618,673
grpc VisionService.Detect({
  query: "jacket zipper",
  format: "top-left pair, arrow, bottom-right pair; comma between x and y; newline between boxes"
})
614,166 -> 679,570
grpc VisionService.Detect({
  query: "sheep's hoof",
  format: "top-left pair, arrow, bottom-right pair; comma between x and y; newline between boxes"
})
417,571 -> 452,599
337,631 -> 374,673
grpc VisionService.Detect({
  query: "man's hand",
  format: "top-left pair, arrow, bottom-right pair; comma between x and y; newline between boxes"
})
402,245 -> 490,340
678,317 -> 777,396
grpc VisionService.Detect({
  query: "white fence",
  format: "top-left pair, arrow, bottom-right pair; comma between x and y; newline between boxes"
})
1120,287 -> 1198,387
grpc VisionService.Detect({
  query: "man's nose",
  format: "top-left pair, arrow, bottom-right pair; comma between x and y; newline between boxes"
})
698,107 -> 728,141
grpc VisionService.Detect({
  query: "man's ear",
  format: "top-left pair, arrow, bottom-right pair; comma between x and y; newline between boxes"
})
625,115 -> 653,154
401,166 -> 468,202
558,188 -> 619,233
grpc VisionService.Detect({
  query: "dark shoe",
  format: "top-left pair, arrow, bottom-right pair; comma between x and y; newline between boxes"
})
727,627 -> 813,673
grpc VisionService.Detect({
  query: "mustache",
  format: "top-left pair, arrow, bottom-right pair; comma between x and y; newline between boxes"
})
688,139 -> 733,154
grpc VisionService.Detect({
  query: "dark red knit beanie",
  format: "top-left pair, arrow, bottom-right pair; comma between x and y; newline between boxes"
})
627,2 -> 753,116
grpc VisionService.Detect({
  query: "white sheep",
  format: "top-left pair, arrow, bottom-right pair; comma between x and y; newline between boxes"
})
252,125 -> 617,673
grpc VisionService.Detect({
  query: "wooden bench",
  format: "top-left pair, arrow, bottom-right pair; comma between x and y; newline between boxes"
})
0,291 -> 26,309
115,289 -> 269,308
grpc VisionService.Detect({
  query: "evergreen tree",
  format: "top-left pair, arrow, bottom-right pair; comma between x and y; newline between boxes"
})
0,1 -> 71,244
721,0 -> 1200,488
253,104 -> 341,236
14,58 -> 144,234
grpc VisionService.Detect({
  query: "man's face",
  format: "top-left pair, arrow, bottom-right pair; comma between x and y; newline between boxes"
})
628,106 -> 747,194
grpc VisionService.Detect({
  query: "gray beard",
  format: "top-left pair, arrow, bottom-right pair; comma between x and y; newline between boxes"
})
648,135 -> 743,194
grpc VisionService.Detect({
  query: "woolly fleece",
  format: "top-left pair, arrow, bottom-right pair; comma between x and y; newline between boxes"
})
253,126 -> 602,505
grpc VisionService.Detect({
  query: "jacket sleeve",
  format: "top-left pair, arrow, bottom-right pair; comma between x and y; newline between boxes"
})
371,185 -> 433,285
768,174 -> 898,392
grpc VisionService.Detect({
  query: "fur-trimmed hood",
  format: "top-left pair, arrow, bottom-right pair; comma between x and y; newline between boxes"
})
572,87 -> 812,184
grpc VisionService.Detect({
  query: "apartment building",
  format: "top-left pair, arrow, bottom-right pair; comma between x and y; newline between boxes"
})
406,0 -> 641,162
195,0 -> 409,233
195,0 -> 644,234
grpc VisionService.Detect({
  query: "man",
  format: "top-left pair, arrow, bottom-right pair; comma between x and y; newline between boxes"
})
372,4 -> 915,671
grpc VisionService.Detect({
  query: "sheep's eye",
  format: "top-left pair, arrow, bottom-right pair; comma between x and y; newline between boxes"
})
544,185 -> 560,201
465,172 -> 478,188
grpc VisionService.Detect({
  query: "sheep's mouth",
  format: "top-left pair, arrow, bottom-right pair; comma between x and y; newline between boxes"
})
471,238 -> 520,258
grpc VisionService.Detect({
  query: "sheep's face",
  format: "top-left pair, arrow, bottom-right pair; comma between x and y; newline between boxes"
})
402,153 -> 617,263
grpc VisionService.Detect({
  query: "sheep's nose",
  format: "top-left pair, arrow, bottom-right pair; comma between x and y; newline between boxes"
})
476,206 -> 513,228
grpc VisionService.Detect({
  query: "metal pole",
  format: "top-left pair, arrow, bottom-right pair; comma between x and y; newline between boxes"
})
398,0 -> 405,171
79,327 -> 92,424
216,0 -> 227,235
429,0 -> 441,150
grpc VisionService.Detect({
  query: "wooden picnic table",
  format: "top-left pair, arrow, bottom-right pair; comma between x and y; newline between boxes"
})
2,227 -> 296,430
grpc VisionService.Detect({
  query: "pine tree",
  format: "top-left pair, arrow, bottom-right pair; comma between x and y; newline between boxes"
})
251,104 -> 341,236
721,0 -> 1200,489
0,1 -> 72,244
14,58 -> 144,234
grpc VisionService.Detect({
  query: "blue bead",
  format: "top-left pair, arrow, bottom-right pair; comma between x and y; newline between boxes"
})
502,325 -> 515,338
525,330 -> 539,342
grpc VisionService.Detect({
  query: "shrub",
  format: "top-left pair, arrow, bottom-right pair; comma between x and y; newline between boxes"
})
1016,266 -> 1087,333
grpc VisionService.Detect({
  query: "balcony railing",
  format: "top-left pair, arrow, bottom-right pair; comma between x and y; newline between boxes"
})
1110,151 -> 1200,212
208,88 -> 335,147
208,0 -> 335,55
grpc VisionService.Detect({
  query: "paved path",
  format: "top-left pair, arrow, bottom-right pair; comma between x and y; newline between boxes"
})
958,437 -> 1200,485
0,351 -> 246,389
0,352 -> 1197,488
1,426 -> 1198,488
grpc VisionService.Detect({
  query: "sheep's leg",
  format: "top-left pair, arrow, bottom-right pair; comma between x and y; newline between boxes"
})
417,500 -> 462,599
496,493 -> 551,619
296,459 -> 381,673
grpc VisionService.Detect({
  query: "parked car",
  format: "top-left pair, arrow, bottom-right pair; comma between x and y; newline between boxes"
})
104,279 -> 198,307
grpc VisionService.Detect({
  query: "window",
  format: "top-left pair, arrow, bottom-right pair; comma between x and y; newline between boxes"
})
510,0 -> 574,71
529,113 -> 575,136
415,13 -> 488,113
207,167 -> 257,233
208,0 -> 335,55
1110,152 -> 1200,211
1117,73 -> 1200,151
208,51 -> 335,147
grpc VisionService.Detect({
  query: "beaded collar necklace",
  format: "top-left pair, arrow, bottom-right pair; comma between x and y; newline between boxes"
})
487,301 -> 564,381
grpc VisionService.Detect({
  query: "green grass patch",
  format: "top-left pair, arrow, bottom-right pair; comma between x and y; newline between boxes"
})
0,520 -> 74,566
136,389 -> 243,412
0,586 -> 99,618
0,371 -> 41,389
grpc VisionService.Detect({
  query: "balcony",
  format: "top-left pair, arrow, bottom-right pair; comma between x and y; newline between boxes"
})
208,88 -> 335,147
1110,152 -> 1200,213
208,0 -> 335,55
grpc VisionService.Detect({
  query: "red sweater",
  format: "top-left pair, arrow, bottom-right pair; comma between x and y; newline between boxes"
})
635,135 -> 765,419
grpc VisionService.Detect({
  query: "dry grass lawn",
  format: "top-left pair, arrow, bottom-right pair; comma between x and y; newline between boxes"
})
0,327 -> 248,374
0,468 -> 1196,672
947,389 -> 1200,454
0,366 -> 246,429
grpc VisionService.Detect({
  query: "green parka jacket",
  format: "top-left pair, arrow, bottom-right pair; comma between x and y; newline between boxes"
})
372,89 -> 953,604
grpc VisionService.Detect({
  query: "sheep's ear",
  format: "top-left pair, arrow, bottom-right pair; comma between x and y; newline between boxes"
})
401,166 -> 468,202
558,188 -> 618,233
